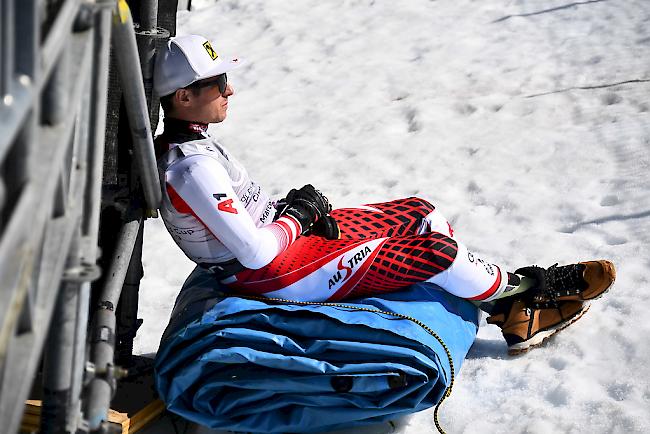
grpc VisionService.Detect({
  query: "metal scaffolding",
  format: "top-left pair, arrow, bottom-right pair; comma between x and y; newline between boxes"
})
0,0 -> 172,432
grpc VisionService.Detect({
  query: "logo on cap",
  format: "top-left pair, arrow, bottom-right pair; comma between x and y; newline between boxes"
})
202,41 -> 218,60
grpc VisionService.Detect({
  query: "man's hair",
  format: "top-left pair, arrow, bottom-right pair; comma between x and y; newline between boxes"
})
159,93 -> 175,113
159,86 -> 202,114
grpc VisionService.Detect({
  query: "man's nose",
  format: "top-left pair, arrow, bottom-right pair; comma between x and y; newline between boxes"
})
224,83 -> 234,96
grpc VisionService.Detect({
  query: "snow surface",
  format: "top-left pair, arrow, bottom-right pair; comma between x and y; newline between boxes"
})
134,0 -> 650,432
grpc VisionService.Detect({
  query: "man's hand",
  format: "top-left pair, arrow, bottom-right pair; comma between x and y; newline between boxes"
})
275,184 -> 337,237
309,215 -> 340,240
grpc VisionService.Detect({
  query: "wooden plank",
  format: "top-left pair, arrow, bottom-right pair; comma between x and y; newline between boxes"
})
128,399 -> 166,433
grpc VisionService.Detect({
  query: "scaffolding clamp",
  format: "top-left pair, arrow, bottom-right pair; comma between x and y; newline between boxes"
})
62,262 -> 102,283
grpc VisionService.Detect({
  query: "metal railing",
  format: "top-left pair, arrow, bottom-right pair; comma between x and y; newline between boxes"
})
0,0 -> 170,432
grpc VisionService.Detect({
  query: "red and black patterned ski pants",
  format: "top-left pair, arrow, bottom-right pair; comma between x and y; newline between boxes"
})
229,197 -> 505,302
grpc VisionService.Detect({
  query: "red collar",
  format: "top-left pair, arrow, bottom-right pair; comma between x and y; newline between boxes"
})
163,118 -> 209,134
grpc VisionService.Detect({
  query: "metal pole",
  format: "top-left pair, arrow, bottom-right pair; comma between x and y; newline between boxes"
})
115,218 -> 144,362
69,281 -> 91,430
135,1 -> 169,152
136,0 -> 167,117
1,0 -> 15,98
42,48 -> 70,126
111,0 -> 161,214
40,227 -> 99,434
139,0 -> 159,32
0,178 -> 5,227
101,213 -> 144,308
40,281 -> 81,434
85,209 -> 142,431
83,0 -> 112,245
41,0 -> 81,86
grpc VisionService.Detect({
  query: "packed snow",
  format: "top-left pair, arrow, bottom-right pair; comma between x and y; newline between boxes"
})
135,0 -> 650,432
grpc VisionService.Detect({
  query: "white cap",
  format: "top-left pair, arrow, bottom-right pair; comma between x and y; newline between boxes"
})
154,34 -> 244,97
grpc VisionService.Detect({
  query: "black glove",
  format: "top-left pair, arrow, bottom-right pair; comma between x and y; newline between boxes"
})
309,214 -> 341,240
275,184 -> 332,235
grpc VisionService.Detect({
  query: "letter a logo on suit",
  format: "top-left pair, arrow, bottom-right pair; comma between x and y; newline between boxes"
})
213,193 -> 238,214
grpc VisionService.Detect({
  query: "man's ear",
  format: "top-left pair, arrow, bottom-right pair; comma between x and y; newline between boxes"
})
175,88 -> 193,107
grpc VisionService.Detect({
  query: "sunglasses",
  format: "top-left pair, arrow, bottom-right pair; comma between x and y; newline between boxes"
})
188,73 -> 228,94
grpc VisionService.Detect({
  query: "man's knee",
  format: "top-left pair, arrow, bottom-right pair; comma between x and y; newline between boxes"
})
417,200 -> 453,237
404,197 -> 436,215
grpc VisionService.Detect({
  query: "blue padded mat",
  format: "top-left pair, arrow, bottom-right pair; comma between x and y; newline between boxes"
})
155,267 -> 479,433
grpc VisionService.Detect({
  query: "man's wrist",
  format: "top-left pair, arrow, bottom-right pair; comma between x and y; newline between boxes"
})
275,214 -> 302,242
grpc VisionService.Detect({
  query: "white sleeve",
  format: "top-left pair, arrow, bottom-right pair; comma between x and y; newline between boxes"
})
165,155 -> 301,269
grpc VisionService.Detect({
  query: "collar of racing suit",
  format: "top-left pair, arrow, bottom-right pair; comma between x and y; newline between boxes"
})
154,117 -> 209,158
